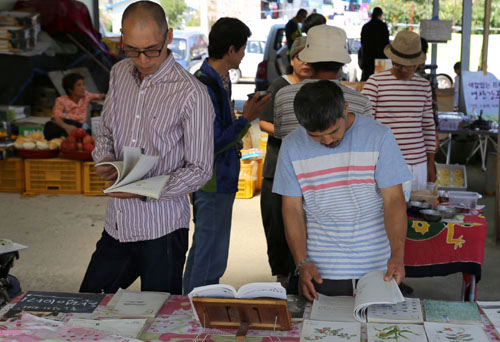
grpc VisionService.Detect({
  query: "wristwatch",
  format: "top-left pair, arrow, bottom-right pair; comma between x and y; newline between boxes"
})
295,258 -> 311,276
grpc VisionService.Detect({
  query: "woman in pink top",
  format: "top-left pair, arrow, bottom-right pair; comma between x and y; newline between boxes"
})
43,73 -> 105,139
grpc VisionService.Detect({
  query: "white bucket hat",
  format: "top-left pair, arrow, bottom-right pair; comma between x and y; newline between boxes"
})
384,30 -> 426,66
298,24 -> 351,64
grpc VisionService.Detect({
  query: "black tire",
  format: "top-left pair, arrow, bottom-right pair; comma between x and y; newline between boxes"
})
436,73 -> 453,89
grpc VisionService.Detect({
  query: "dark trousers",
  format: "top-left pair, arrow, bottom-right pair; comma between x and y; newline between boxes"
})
260,177 -> 293,276
43,119 -> 84,140
79,229 -> 188,294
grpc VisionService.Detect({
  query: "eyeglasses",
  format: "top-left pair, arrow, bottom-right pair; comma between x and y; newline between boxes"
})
120,33 -> 167,58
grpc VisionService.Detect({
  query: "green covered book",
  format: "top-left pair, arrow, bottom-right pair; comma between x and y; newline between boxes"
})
424,299 -> 482,325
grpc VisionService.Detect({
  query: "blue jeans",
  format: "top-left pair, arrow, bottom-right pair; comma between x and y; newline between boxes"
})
183,190 -> 236,294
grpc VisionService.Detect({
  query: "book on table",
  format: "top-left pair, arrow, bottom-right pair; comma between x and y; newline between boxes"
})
423,299 -> 482,325
300,319 -> 361,342
188,282 -> 287,321
310,270 -> 410,323
96,289 -> 170,322
95,146 -> 169,199
67,318 -> 148,339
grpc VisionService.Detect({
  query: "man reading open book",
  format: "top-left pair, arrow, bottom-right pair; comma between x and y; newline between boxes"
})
273,80 -> 411,301
79,1 -> 214,295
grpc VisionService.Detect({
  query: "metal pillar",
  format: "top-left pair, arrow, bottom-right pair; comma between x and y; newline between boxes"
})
430,0 -> 439,78
458,0 -> 473,114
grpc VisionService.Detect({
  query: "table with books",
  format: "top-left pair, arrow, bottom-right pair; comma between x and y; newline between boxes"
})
2,289 -> 500,342
404,211 -> 487,301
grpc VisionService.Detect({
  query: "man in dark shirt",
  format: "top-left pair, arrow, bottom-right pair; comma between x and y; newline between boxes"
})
360,7 -> 389,81
285,9 -> 307,51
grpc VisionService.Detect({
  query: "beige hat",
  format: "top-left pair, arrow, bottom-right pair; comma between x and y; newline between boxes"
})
298,24 -> 351,64
290,36 -> 307,59
384,30 -> 426,66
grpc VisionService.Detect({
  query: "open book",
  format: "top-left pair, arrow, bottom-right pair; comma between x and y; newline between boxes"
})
310,270 -> 405,323
188,282 -> 287,321
95,146 -> 169,199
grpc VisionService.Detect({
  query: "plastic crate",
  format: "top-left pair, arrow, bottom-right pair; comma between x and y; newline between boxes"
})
82,161 -> 107,196
236,161 -> 257,199
0,157 -> 25,193
25,158 -> 82,194
241,158 -> 264,191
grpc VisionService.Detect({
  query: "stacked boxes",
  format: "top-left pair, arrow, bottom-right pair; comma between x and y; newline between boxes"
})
236,160 -> 257,199
82,162 -> 108,196
25,158 -> 82,194
0,11 -> 41,53
0,158 -> 25,193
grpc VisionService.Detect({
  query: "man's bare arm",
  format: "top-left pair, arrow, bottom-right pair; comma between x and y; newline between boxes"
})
380,184 -> 408,284
282,195 -> 322,301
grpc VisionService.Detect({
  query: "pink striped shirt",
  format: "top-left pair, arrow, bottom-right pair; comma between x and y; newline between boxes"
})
362,70 -> 436,165
93,54 -> 215,242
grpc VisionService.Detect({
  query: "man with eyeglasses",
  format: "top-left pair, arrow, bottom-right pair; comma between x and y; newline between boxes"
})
80,1 -> 214,295
362,30 -> 436,191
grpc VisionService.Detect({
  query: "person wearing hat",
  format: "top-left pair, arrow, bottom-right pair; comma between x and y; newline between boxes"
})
273,79 -> 410,301
259,36 -> 312,290
362,30 -> 436,191
273,24 -> 374,140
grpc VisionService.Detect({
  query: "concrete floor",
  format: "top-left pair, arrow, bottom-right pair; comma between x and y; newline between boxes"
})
1,159 -> 500,301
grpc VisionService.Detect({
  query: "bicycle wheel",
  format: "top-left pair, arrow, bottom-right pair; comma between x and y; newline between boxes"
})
436,73 -> 453,89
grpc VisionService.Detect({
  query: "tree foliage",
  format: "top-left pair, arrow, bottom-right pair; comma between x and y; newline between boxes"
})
160,0 -> 187,29
371,0 -> 500,35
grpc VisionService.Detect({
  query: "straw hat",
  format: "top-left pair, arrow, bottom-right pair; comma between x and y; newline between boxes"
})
290,36 -> 307,59
298,25 -> 351,64
384,30 -> 425,66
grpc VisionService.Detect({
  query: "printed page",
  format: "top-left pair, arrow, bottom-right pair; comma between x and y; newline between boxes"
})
300,319 -> 360,342
188,284 -> 237,322
353,271 -> 404,322
122,146 -> 143,178
67,318 -> 148,338
106,175 -> 170,199
367,297 -> 423,323
310,294 -> 357,322
236,282 -> 287,299
94,160 -> 124,189
188,284 -> 238,299
367,323 -> 427,342
423,299 -> 482,324
112,154 -> 159,189
424,322 -> 489,342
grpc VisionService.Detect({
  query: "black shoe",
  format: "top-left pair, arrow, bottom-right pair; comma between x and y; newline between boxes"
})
399,282 -> 414,296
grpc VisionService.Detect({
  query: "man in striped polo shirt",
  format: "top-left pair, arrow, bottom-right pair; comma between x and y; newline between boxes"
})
273,80 -> 411,300
362,31 -> 436,190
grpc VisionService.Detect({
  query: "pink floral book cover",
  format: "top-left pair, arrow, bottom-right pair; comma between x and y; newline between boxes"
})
0,313 -> 142,342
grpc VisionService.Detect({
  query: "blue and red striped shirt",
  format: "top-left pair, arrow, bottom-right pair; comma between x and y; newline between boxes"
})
273,114 -> 410,279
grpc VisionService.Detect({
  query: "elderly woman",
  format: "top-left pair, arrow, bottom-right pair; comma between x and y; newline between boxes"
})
43,73 -> 105,140
259,36 -> 312,289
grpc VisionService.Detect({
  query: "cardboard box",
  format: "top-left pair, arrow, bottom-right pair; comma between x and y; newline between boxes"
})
0,26 -> 29,40
0,11 -> 40,28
